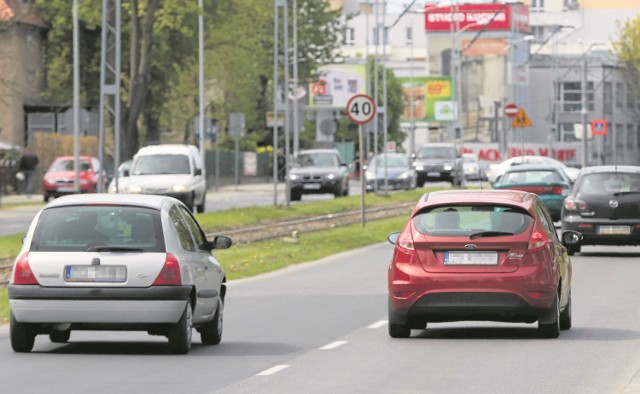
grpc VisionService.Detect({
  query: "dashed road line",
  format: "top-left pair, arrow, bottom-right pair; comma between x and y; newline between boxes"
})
319,340 -> 347,350
368,320 -> 388,329
256,365 -> 290,376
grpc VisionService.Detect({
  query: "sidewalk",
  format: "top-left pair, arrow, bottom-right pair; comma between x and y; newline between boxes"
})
0,182 -> 286,208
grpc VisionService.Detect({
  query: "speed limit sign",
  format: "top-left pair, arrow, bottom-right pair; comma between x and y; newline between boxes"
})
346,94 -> 376,125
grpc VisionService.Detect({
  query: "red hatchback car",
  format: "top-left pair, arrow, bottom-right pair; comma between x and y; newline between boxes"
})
387,190 -> 582,338
42,156 -> 105,202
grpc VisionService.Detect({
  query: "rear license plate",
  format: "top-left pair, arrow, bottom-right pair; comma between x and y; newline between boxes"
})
444,251 -> 498,266
57,186 -> 76,192
64,265 -> 127,282
427,172 -> 440,177
597,225 -> 631,235
303,183 -> 321,190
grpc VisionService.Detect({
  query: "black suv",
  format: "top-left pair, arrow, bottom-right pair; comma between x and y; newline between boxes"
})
288,149 -> 349,201
561,165 -> 640,255
412,143 -> 463,187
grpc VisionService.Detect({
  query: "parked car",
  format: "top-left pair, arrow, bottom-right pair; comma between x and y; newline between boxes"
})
486,156 -> 580,185
561,165 -> 640,255
412,143 -> 463,187
42,156 -> 106,202
461,153 -> 484,182
288,149 -> 349,201
127,144 -> 207,213
365,152 -> 416,192
387,189 -> 582,339
493,163 -> 573,221
107,159 -> 132,193
8,193 -> 231,354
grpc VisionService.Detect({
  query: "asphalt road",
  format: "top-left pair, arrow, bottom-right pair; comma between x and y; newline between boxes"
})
2,243 -> 640,393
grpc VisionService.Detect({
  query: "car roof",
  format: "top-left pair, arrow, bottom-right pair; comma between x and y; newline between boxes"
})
43,193 -> 174,210
53,156 -> 95,161
418,143 -> 456,148
298,149 -> 339,154
135,144 -> 197,156
504,163 -> 562,172
416,190 -> 536,211
580,165 -> 640,174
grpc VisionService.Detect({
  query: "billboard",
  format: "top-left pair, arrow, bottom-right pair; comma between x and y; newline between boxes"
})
309,64 -> 366,108
398,77 -> 454,122
424,3 -> 529,33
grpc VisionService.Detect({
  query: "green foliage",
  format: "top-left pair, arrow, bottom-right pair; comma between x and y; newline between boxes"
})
614,14 -> 640,93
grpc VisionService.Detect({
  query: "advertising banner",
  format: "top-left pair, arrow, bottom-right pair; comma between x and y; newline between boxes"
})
309,64 -> 366,108
424,3 -> 529,33
398,76 -> 454,122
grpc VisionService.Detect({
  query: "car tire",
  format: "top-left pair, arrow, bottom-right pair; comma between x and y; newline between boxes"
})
389,323 -> 411,338
342,181 -> 350,196
43,193 -> 50,203
200,298 -> 224,345
196,194 -> 206,213
290,190 -> 301,201
560,291 -> 572,330
185,194 -> 195,213
10,312 -> 36,353
168,302 -> 192,354
538,292 -> 560,338
49,330 -> 71,343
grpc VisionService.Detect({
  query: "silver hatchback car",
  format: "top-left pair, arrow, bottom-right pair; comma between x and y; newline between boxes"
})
8,194 -> 231,354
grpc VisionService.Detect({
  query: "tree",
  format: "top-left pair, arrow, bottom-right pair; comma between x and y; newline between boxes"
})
614,14 -> 640,106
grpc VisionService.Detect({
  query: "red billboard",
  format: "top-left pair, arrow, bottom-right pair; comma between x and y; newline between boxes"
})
424,3 -> 529,33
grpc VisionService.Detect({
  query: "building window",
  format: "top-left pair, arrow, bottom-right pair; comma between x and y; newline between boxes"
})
373,27 -> 387,46
616,124 -> 624,147
637,125 -> 640,149
344,27 -> 355,45
616,82 -> 624,108
556,81 -> 594,113
628,124 -> 635,148
627,87 -> 635,109
531,26 -> 545,43
531,0 -> 545,12
559,123 -> 576,142
406,27 -> 413,45
604,82 -> 612,115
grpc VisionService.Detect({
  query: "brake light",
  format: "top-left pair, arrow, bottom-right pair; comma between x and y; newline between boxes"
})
13,253 -> 38,285
395,231 -> 416,254
564,198 -> 587,211
527,231 -> 548,252
153,253 -> 182,285
552,186 -> 563,195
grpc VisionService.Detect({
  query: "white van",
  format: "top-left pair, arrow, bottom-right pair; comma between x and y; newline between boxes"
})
126,144 -> 207,212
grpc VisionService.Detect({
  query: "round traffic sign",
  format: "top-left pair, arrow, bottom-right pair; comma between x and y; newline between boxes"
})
346,94 -> 376,125
504,103 -> 518,118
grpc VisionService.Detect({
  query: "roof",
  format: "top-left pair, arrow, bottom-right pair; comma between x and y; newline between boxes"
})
0,0 -> 46,28
580,165 -> 640,174
135,144 -> 199,156
417,190 -> 536,211
43,193 -> 173,211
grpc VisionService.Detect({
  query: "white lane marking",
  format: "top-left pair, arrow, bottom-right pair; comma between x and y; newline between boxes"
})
319,340 -> 347,350
256,365 -> 290,376
368,320 -> 388,329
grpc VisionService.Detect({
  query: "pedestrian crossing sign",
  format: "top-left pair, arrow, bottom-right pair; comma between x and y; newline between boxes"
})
512,108 -> 532,128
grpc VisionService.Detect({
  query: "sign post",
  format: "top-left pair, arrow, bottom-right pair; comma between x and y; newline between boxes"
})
591,119 -> 607,165
511,108 -> 533,162
346,94 -> 376,227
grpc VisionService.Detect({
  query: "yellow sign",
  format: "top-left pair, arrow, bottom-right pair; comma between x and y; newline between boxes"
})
425,80 -> 451,98
512,108 -> 532,128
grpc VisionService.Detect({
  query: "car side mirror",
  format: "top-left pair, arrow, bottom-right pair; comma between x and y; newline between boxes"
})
195,168 -> 202,176
123,169 -> 130,177
207,235 -> 232,251
561,230 -> 583,246
387,232 -> 400,245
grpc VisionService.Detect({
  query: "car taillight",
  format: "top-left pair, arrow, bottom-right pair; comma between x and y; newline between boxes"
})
527,231 -> 548,252
564,198 -> 587,211
13,252 -> 38,285
153,253 -> 182,285
395,231 -> 416,254
552,186 -> 564,194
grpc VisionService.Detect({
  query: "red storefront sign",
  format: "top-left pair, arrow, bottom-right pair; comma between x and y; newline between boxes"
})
424,3 -> 529,33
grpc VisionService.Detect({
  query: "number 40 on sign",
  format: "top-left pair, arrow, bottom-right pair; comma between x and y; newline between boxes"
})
346,94 -> 376,125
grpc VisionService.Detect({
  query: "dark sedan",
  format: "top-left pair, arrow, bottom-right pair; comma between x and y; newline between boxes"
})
288,149 -> 349,201
365,153 -> 417,192
561,166 -> 640,255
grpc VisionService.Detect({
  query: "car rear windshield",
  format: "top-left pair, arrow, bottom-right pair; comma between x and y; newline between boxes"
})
293,153 -> 339,168
371,155 -> 408,167
502,170 -> 563,184
132,154 -> 190,175
413,205 -> 533,236
30,205 -> 165,252
579,172 -> 640,195
416,147 -> 456,159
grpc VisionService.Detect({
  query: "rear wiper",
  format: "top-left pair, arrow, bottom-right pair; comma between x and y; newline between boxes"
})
469,231 -> 514,239
87,246 -> 144,252
613,191 -> 640,196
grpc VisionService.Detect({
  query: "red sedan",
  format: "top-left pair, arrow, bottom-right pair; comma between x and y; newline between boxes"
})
42,156 -> 105,202
387,190 -> 582,338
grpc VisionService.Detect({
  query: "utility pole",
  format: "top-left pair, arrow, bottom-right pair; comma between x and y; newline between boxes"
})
292,0 -> 299,157
198,0 -> 206,172
73,0 -> 80,192
581,58 -> 588,168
